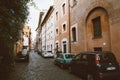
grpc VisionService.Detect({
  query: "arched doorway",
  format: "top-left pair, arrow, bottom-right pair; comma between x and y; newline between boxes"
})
86,7 -> 111,51
62,38 -> 68,53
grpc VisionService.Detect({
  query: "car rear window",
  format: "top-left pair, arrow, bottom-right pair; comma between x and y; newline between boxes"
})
99,53 -> 116,63
65,54 -> 74,58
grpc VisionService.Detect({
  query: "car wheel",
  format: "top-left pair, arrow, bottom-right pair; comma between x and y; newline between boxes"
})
26,58 -> 29,62
87,74 -> 94,80
54,61 -> 57,65
68,66 -> 72,73
26,56 -> 29,62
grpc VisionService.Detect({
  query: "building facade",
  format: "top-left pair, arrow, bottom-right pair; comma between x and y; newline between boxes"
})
36,11 -> 45,52
69,0 -> 120,62
35,0 -> 120,63
13,23 -> 24,56
40,6 -> 55,53
54,0 -> 70,53
22,25 -> 31,50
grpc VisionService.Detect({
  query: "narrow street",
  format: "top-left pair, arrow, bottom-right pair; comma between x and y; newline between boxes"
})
6,50 -> 81,80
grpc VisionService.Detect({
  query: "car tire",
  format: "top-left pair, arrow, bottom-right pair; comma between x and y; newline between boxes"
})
68,66 -> 72,73
54,61 -> 57,65
26,58 -> 29,62
87,74 -> 94,80
26,56 -> 29,62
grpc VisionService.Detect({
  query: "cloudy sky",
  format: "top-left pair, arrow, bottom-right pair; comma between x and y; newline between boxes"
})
26,0 -> 53,40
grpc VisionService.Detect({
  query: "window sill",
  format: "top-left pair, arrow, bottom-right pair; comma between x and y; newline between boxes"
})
92,36 -> 102,39
71,41 -> 77,44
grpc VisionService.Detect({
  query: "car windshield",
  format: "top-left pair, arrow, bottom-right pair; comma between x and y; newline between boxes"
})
65,54 -> 74,58
99,53 -> 116,63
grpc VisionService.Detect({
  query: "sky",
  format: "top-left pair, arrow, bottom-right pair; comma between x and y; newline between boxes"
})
26,0 -> 53,41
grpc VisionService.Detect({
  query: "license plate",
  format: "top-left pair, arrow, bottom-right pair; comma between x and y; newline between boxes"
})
106,67 -> 116,70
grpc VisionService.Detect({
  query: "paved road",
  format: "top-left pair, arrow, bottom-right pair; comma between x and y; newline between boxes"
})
6,50 -> 81,80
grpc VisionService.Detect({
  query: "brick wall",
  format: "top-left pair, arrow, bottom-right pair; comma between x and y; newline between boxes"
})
70,0 -> 120,62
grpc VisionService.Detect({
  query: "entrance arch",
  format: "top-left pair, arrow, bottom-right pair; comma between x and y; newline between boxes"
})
62,38 -> 68,53
86,7 -> 111,51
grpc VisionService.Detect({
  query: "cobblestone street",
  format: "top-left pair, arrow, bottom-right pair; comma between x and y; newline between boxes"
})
4,50 -> 81,80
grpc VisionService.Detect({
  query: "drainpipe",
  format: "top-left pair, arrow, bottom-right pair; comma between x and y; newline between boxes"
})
45,24 -> 46,51
68,0 -> 71,53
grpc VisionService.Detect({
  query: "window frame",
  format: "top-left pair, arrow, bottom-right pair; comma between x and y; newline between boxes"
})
56,11 -> 58,21
62,21 -> 67,33
92,16 -> 102,39
70,0 -> 77,8
56,28 -> 59,35
62,3 -> 66,15
71,24 -> 78,43
72,27 -> 77,42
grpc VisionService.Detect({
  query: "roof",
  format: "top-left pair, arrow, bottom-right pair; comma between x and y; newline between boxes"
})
80,51 -> 113,55
41,6 -> 54,26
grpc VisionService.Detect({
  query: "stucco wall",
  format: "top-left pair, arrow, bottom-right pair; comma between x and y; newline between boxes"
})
70,0 -> 120,62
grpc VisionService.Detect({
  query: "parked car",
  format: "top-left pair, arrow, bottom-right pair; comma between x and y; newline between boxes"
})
42,51 -> 54,58
16,49 -> 29,62
54,53 -> 74,68
68,51 -> 120,80
34,48 -> 39,53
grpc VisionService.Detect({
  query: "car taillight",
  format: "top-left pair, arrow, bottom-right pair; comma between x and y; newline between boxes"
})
95,54 -> 100,64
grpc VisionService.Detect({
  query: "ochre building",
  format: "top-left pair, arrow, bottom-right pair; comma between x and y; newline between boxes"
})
69,0 -> 120,62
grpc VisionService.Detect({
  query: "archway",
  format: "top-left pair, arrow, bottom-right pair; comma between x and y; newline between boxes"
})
86,7 -> 111,51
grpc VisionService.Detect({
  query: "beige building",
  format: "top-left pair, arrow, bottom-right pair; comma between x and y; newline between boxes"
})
36,10 -> 47,52
70,0 -> 120,62
41,6 -> 55,52
54,0 -> 70,53
13,23 -> 24,56
22,25 -> 31,50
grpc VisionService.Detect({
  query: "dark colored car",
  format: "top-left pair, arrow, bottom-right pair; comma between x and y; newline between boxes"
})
54,53 -> 74,68
68,51 -> 120,80
16,49 -> 29,62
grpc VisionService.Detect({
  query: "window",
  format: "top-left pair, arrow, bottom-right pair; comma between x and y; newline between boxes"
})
65,54 -> 74,58
72,27 -> 76,42
22,32 -> 24,35
27,27 -> 29,29
63,24 -> 66,32
75,54 -> 81,60
51,44 -> 52,51
56,43 -> 58,51
56,29 -> 58,34
63,41 -> 67,53
94,47 -> 102,51
92,16 -> 102,38
81,55 -> 88,61
62,3 -> 65,15
70,0 -> 77,7
56,12 -> 58,20
26,32 -> 28,35
100,53 -> 116,63
60,54 -> 64,58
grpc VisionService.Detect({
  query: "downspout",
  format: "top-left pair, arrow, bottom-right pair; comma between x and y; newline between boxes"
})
68,0 -> 71,52
45,24 -> 46,50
